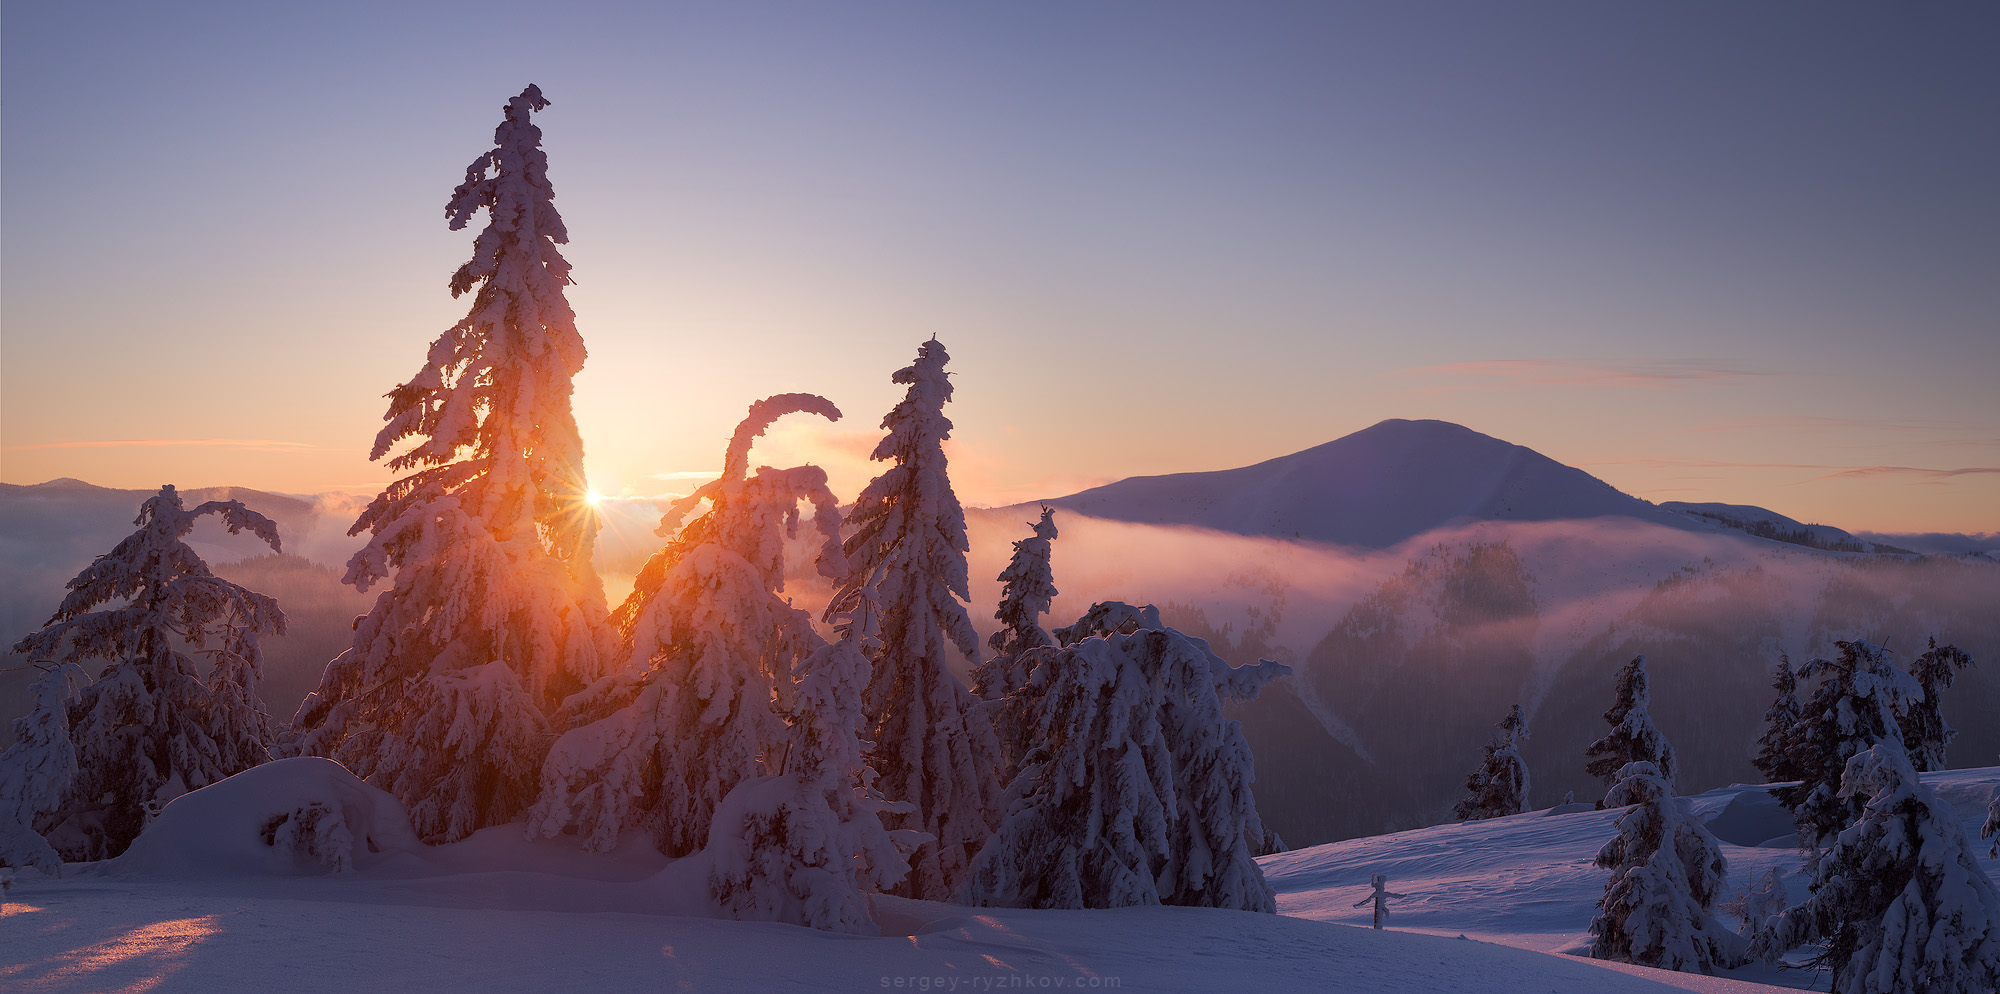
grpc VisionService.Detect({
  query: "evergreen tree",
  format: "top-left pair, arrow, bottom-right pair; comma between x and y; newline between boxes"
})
294,86 -> 615,843
1455,704 -> 1531,821
529,395 -> 845,857
7,485 -> 284,859
1751,655 -> 1806,785
1898,638 -> 1974,773
971,506 -> 1059,782
0,661 -> 87,873
977,505 -> 1060,688
825,338 -> 1003,901
962,624 -> 1286,912
1583,655 -> 1679,795
1753,744 -> 2000,994
706,591 -> 928,933
1588,761 -> 1746,973
1772,640 -> 1919,848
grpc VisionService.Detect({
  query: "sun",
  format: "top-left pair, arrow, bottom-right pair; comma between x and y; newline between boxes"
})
585,489 -> 604,508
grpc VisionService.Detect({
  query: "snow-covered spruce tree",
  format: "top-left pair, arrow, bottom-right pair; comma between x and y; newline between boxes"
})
294,86 -> 614,844
825,338 -> 1003,902
962,625 -> 1286,912
706,590 -> 930,933
970,506 -> 1060,783
1772,640 -> 1919,848
7,485 -> 284,859
1898,638 -> 1974,773
1454,704 -> 1531,821
973,505 -> 1060,700
1752,744 -> 2000,994
529,395 -> 845,858
1751,654 -> 1806,785
1588,761 -> 1747,973
0,661 -> 87,873
1583,655 -> 1679,796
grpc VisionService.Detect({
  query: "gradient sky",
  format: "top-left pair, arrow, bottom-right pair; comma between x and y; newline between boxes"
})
4,2 -> 1996,533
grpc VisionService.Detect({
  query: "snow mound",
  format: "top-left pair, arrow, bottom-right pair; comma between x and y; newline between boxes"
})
113,757 -> 423,876
1702,787 -> 1796,848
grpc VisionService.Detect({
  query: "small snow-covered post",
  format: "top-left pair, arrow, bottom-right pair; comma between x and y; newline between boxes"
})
1351,874 -> 1406,929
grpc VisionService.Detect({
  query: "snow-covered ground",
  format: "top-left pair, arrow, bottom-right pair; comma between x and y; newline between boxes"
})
18,762 -> 1992,993
1265,767 -> 2000,991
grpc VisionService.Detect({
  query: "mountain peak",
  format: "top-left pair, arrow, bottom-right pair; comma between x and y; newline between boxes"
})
1024,420 -> 1681,549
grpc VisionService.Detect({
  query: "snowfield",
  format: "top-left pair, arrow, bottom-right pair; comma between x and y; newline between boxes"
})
16,761 -> 1992,992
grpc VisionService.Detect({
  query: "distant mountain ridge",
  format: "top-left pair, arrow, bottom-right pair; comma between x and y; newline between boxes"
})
1017,419 -> 1689,549
1003,419 -> 1938,555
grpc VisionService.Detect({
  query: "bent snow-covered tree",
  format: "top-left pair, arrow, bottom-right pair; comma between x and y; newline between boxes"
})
706,591 -> 927,933
6,485 -> 284,860
294,85 -> 614,843
825,339 -> 1003,902
1588,761 -> 1746,973
964,609 -> 1288,913
1898,638 -> 1974,773
1584,655 -> 1679,796
1752,744 -> 2000,994
1455,704 -> 1531,821
530,395 -> 844,858
1772,640 -> 1919,848
1751,655 -> 1806,786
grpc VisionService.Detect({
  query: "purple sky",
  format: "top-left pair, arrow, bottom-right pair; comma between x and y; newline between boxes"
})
3,2 -> 1995,531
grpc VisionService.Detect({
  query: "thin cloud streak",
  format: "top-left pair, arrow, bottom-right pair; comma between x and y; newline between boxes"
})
1388,358 -> 1767,390
4,438 -> 321,452
1810,465 -> 2000,482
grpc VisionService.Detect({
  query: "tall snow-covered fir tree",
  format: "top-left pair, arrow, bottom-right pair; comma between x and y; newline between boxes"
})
706,592 -> 927,933
1751,655 -> 1806,785
1455,704 -> 1531,822
1898,638 -> 1974,773
1583,655 -> 1679,795
1587,761 -> 1746,973
6,485 -> 284,860
962,623 -> 1287,913
1772,640 -> 1920,848
529,395 -> 844,858
1753,744 -> 2000,994
825,338 -> 1003,902
294,86 -> 614,844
